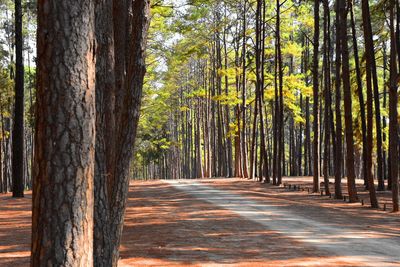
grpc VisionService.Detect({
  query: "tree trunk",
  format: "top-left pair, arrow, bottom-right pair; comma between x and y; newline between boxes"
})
312,0 -> 321,192
92,0 -> 150,265
260,0 -> 269,182
349,0 -> 367,187
339,0 -> 358,202
397,0 -> 400,70
234,41 -> 242,178
361,0 -> 379,208
108,1 -> 150,264
0,119 -> 3,193
305,97 -> 311,176
273,18 -> 279,185
32,1 -> 96,265
12,0 -> 24,198
94,0 -> 115,265
276,0 -> 284,186
389,0 -> 399,212
334,0 -> 343,199
322,0 -> 331,196
223,15 -> 233,178
241,0 -> 249,179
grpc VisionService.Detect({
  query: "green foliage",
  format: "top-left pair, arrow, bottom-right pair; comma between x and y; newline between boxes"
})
136,0 -> 398,178
0,66 -> 13,114
0,65 -> 13,140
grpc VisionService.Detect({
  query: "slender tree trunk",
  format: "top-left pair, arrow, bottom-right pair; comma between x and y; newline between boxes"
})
12,0 -> 24,198
215,16 -> 226,177
349,0 -> 367,187
363,0 -> 384,191
276,0 -> 284,186
1,115 -> 9,193
389,0 -> 399,212
383,41 -> 388,187
0,120 -> 3,193
235,47 -> 243,178
334,0 -> 343,199
223,15 -> 233,178
250,90 -> 259,179
273,10 -> 279,185
241,0 -> 249,178
312,0 -> 321,192
298,93 -> 303,176
322,0 -> 331,196
339,0 -> 358,202
361,0 -> 379,208
251,0 -> 263,180
305,97 -> 311,176
260,0 -> 269,182
397,0 -> 400,70
303,40 -> 312,177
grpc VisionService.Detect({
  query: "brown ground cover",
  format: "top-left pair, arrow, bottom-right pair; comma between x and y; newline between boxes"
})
0,177 -> 399,266
0,193 -> 31,266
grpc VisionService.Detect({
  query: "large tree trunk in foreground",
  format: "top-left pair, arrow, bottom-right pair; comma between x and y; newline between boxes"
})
108,1 -> 151,265
32,0 -> 96,265
12,0 -> 24,198
94,0 -> 115,265
93,0 -> 150,265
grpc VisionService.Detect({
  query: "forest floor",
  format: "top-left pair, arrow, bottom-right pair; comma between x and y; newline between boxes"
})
1,177 -> 399,266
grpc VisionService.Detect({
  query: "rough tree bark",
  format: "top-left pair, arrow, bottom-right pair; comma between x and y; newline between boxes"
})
94,0 -> 115,265
92,1 -> 150,265
108,1 -> 150,265
32,0 -> 96,265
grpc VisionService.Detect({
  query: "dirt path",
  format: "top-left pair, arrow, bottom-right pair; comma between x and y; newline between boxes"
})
1,178 -> 399,266
166,180 -> 400,266
0,195 -> 31,266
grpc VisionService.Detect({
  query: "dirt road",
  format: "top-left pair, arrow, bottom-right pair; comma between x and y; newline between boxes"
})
165,180 -> 400,266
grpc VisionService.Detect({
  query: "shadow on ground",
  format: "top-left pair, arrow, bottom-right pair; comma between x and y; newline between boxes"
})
119,180 -> 387,266
0,194 -> 31,266
1,179 -> 399,266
